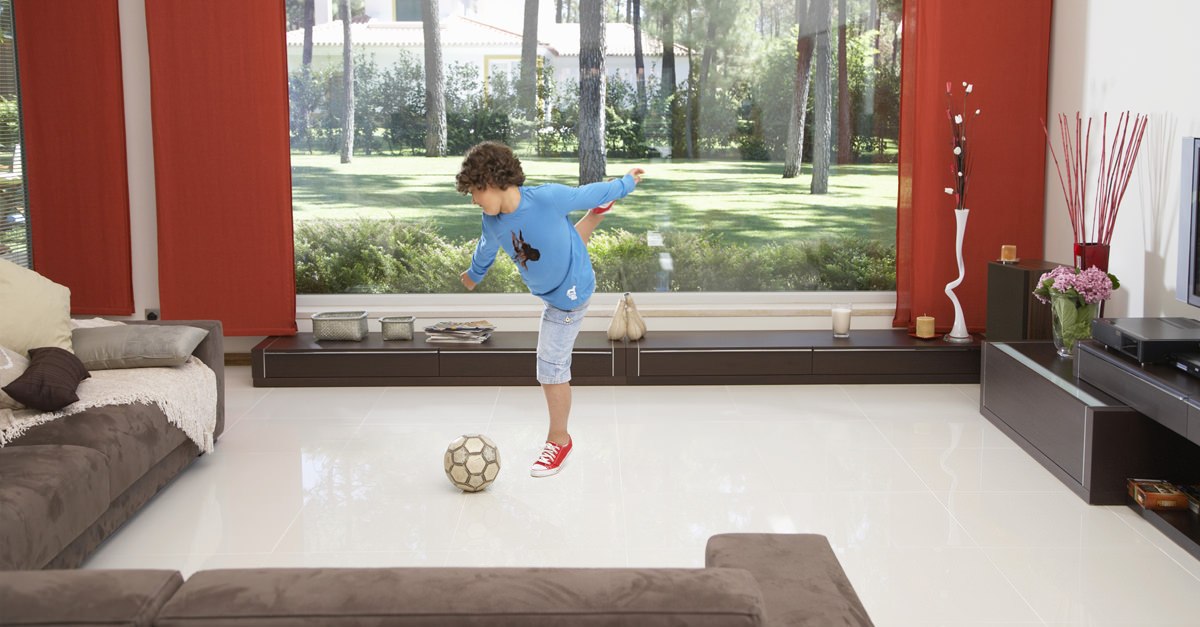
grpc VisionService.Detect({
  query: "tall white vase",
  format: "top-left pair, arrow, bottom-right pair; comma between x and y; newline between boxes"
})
943,208 -> 972,342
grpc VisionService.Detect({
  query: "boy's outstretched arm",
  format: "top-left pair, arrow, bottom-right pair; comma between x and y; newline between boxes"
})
460,270 -> 477,290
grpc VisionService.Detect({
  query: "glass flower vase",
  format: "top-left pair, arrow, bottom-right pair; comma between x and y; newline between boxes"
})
1050,293 -> 1099,358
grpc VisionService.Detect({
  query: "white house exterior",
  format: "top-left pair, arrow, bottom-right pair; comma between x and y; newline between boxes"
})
284,16 -> 691,93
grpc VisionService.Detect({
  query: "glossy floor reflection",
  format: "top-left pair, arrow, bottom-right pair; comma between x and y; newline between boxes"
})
83,367 -> 1200,626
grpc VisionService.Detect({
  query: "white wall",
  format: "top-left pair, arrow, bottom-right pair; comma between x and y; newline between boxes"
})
1045,0 -> 1200,319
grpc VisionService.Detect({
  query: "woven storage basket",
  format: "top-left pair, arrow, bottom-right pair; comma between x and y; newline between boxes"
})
380,316 -> 415,341
311,311 -> 368,341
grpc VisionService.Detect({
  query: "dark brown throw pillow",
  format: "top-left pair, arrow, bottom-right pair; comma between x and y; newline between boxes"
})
1,347 -> 91,412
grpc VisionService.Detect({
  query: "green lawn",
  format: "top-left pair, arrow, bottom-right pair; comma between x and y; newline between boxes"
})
289,153 -> 898,247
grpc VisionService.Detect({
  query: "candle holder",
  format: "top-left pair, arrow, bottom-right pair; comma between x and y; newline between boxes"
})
832,303 -> 852,338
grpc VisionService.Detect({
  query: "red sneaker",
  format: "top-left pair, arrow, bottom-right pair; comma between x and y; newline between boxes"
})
531,437 -> 573,477
591,200 -> 616,215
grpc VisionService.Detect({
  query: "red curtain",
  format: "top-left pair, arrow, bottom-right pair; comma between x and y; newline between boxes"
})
144,1 -> 296,336
894,0 -> 1053,333
15,0 -> 133,315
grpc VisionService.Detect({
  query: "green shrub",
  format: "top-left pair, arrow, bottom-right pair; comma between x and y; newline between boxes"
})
589,229 -> 660,292
803,236 -> 896,290
294,218 -> 526,294
294,219 -> 895,294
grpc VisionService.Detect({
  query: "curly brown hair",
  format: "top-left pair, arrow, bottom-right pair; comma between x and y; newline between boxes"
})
455,141 -> 526,194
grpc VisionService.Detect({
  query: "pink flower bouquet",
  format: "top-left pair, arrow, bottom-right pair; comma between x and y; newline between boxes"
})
1033,265 -> 1120,356
1033,265 -> 1120,306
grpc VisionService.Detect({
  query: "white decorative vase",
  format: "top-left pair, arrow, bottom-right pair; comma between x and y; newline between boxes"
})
943,208 -> 972,343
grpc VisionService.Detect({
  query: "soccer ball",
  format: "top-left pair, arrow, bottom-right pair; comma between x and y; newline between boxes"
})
444,434 -> 501,492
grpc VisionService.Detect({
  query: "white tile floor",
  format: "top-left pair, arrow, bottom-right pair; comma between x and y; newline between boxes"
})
83,366 -> 1200,626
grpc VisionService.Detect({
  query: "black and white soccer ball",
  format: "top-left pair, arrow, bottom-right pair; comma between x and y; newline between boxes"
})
443,434 -> 501,492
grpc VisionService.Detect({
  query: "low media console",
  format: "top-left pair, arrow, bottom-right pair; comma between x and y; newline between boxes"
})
251,330 -> 983,387
981,338 -> 1200,559
1092,317 -> 1200,365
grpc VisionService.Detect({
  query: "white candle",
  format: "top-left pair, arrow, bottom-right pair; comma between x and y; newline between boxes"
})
832,304 -> 852,337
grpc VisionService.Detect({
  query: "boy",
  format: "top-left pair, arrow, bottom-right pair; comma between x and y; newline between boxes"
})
456,141 -> 643,477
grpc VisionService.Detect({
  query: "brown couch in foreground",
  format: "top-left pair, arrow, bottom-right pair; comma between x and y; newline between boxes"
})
0,534 -> 874,626
0,320 -> 225,570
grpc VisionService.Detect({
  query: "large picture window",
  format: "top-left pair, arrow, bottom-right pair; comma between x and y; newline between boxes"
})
0,0 -> 27,268
284,0 -> 901,295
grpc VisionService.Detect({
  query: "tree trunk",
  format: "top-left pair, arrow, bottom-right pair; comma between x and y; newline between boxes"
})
556,0 -> 563,22
695,0 -> 719,156
520,0 -> 540,120
579,0 -> 607,184
633,0 -> 645,119
783,0 -> 814,179
662,13 -> 681,158
698,2 -> 718,90
870,0 -> 880,69
302,0 -> 314,68
301,0 -> 314,153
684,2 -> 696,159
869,0 -> 883,160
836,0 -> 852,164
811,0 -> 831,193
340,0 -> 354,164
422,0 -> 447,156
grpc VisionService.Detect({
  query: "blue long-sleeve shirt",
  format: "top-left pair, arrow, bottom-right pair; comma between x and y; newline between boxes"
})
466,174 -> 637,310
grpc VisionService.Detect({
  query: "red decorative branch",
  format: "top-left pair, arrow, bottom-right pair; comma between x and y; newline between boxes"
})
1042,111 -> 1147,248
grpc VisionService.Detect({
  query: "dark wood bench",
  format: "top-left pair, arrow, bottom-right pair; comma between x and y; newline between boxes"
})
252,329 -> 980,387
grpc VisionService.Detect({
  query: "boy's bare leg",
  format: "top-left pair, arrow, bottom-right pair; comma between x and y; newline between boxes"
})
575,209 -> 604,245
542,382 -> 572,445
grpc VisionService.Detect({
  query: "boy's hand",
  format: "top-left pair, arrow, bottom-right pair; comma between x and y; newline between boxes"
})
626,167 -> 645,183
460,270 -> 477,290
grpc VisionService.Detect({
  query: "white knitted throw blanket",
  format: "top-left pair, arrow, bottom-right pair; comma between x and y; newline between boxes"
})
0,356 -> 217,453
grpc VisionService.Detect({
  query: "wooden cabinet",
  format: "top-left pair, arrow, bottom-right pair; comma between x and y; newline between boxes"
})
985,259 -> 1064,342
252,334 -> 438,385
982,339 -> 1200,559
253,332 -> 625,386
630,330 -> 979,385
980,341 -> 1159,505
632,332 -> 811,381
1077,346 -> 1190,438
254,330 -> 982,387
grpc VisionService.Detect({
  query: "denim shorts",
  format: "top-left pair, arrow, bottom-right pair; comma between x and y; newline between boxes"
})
536,299 -> 590,384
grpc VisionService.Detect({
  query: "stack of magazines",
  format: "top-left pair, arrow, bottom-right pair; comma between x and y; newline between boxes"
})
424,320 -> 494,343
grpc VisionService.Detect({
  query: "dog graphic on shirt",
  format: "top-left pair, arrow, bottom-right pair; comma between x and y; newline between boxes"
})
511,230 -> 540,270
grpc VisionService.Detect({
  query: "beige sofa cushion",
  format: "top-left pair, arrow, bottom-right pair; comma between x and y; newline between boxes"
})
0,259 -> 72,357
72,324 -> 208,370
0,344 -> 28,409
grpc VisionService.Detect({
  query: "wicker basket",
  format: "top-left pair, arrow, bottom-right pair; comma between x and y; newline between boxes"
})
380,316 -> 415,341
311,311 -> 368,341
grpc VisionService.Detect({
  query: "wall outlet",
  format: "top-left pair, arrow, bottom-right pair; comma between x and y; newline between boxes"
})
145,309 -> 160,321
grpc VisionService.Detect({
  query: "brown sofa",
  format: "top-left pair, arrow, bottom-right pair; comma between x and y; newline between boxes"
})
0,320 -> 225,570
0,534 -> 874,626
